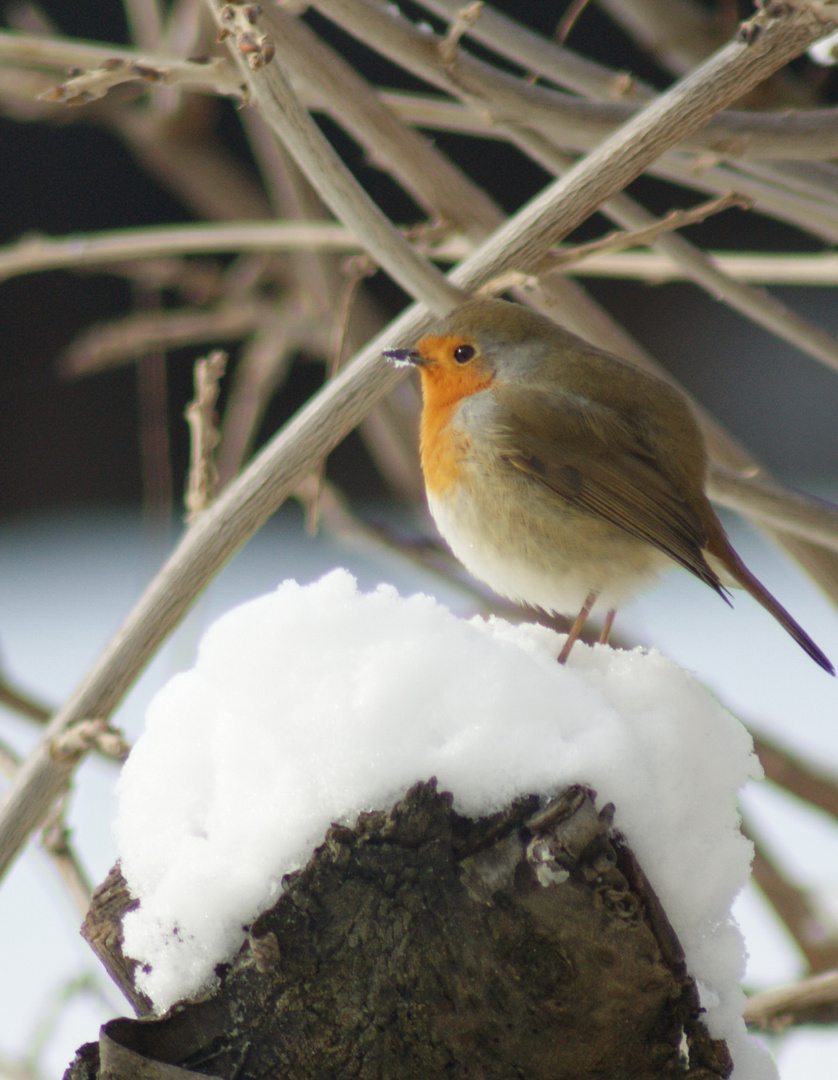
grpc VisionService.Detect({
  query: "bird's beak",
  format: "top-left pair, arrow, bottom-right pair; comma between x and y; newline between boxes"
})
382,347 -> 425,367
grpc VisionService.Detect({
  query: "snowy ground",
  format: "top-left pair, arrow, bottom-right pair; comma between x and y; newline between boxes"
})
0,501 -> 836,1078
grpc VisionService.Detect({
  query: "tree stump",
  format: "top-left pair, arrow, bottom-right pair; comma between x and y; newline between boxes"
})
70,780 -> 732,1079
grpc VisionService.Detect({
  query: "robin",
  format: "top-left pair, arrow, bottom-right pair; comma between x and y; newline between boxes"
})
384,298 -> 833,671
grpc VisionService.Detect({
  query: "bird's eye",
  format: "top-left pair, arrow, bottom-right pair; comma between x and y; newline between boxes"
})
453,344 -> 475,364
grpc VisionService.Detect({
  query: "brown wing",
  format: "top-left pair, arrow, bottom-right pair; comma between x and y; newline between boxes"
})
498,388 -> 729,599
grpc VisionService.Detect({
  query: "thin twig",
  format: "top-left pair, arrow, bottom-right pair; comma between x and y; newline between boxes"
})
477,192 -> 751,293
438,1 -> 484,65
706,467 -> 838,553
216,312 -> 304,486
0,222 -> 362,283
261,5 -> 503,240
746,817 -> 838,974
0,743 -> 92,921
0,30 -> 245,99
546,249 -> 838,286
745,969 -> 838,1029
306,253 -> 377,534
184,350 -> 228,520
40,798 -> 92,920
596,0 -> 727,76
10,219 -> 838,288
208,0 -> 464,316
0,666 -> 51,722
753,732 -> 838,819
419,0 -> 651,99
554,0 -> 593,48
311,0 -> 838,161
62,301 -> 268,375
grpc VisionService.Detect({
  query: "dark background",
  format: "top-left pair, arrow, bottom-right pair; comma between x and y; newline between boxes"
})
1,0 -> 837,514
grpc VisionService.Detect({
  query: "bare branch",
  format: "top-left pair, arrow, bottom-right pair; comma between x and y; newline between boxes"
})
40,799 -> 92,920
216,314 -> 302,486
0,30 -> 244,98
438,1 -> 484,65
311,0 -> 838,161
749,829 -> 838,974
260,6 -> 503,240
547,248 -> 838,286
707,467 -> 838,553
37,52 -> 241,105
207,0 -> 464,316
62,301 -> 268,375
420,0 -> 652,99
753,732 -> 838,818
0,662 -> 51,722
596,0 -> 728,76
745,969 -> 838,1029
184,350 -> 228,520
478,192 -> 752,293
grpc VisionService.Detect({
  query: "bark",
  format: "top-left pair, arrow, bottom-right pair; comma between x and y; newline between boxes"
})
69,781 -> 732,1079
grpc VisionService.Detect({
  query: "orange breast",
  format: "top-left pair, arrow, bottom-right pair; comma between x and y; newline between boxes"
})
420,400 -> 470,495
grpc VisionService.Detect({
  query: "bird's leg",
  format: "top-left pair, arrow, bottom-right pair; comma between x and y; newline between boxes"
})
557,590 -> 598,665
599,608 -> 616,645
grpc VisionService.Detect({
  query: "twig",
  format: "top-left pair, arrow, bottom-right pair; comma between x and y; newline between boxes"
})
40,798 -> 92,920
61,301 -> 268,375
261,5 -> 502,241
0,0 -> 833,883
0,665 -> 51,722
744,969 -> 838,1029
419,0 -> 652,99
0,30 -> 246,99
208,0 -> 464,316
753,732 -> 838,819
477,192 -> 751,293
216,311 -> 305,486
312,0 -> 838,161
596,0 -> 727,76
540,193 -> 751,268
0,222 -> 364,283
11,219 -> 838,289
0,742 -> 93,921
37,52 -> 241,105
184,350 -> 227,520
134,287 -> 175,525
706,467 -> 838,553
515,134 -> 838,375
305,253 -> 377,534
746,818 -> 838,974
553,0 -> 593,48
546,249 -> 838,285
438,1 -> 484,65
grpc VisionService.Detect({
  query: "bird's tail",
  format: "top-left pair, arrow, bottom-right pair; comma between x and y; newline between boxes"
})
705,530 -> 834,675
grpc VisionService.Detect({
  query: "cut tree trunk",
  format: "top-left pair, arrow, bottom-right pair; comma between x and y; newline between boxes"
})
70,780 -> 732,1079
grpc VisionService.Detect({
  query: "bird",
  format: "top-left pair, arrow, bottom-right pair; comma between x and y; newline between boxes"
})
383,297 -> 833,672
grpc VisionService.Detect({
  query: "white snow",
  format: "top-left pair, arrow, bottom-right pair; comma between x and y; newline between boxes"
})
115,567 -> 773,1077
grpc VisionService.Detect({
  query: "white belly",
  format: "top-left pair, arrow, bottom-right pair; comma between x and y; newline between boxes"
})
428,480 -> 669,617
